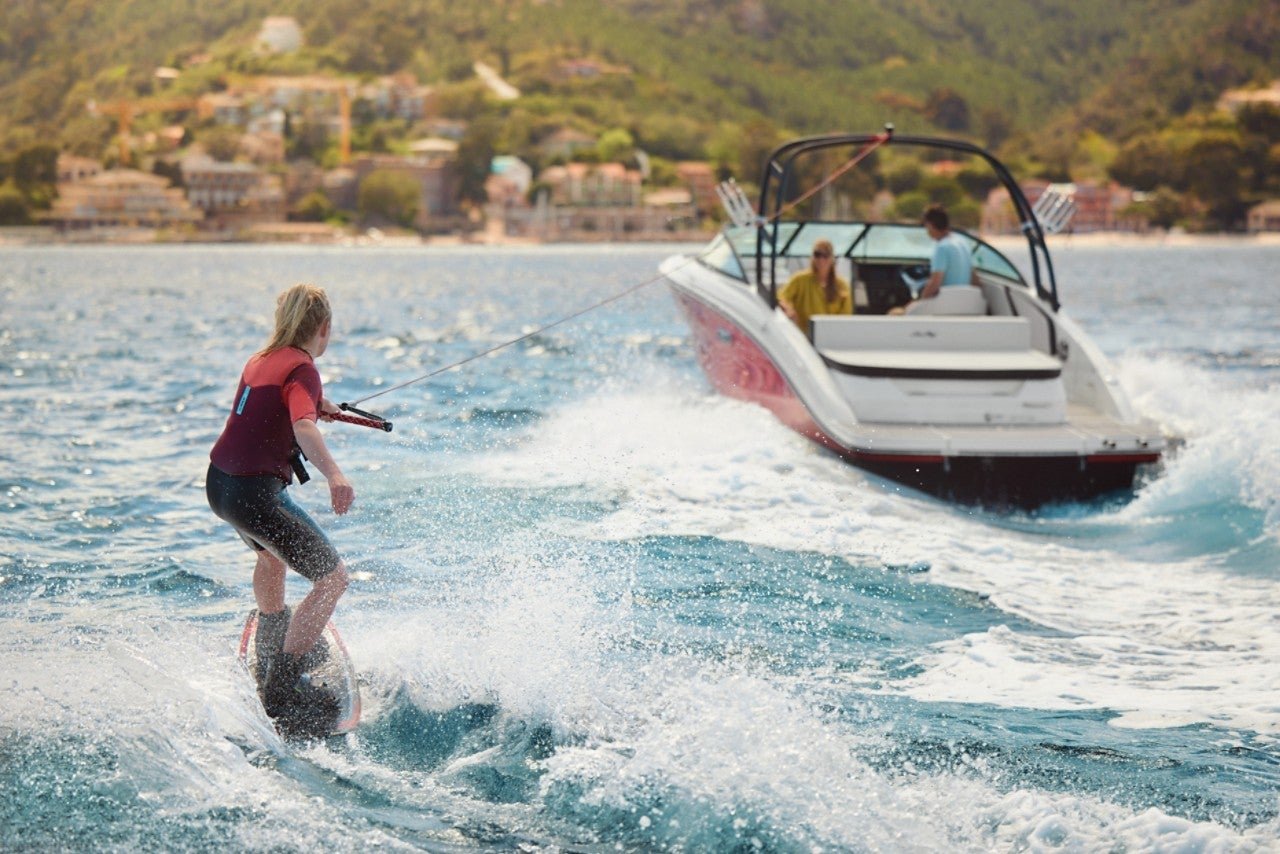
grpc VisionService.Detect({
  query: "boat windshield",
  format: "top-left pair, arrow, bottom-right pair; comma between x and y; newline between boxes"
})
701,232 -> 746,280
715,222 -> 1023,285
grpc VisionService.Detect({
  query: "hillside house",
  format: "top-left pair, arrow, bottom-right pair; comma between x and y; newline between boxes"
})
46,170 -> 200,231
1217,82 -> 1280,114
1247,200 -> 1280,233
676,161 -> 716,216
181,154 -> 284,231
257,17 -> 303,54
203,93 -> 247,127
421,118 -> 468,141
539,128 -> 597,162
555,59 -> 604,80
539,162 -> 641,207
57,154 -> 102,184
239,131 -> 286,165
489,155 -> 533,199
502,160 -> 701,240
358,75 -> 437,122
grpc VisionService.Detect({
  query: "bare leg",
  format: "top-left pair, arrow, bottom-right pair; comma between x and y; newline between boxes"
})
253,551 -> 287,614
281,564 -> 349,656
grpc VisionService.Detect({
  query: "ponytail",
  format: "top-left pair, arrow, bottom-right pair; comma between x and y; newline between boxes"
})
259,284 -> 331,355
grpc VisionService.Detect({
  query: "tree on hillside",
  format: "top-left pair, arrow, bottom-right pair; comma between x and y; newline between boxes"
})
457,115 -> 501,208
1108,135 -> 1178,191
1122,187 -> 1187,230
200,125 -> 241,162
892,191 -> 929,222
285,108 -> 331,163
925,88 -> 971,133
885,160 -> 923,195
1070,130 -> 1118,183
152,159 -> 183,188
734,118 -> 783,184
1237,104 -> 1280,141
919,174 -> 965,209
636,115 -> 704,161
1183,132 -> 1246,228
358,170 -> 419,228
292,190 -> 337,223
1265,142 -> 1280,195
9,144 -> 58,211
955,163 -> 1000,200
1236,104 -> 1280,194
0,183 -> 30,225
977,106 -> 1014,151
597,128 -> 634,163
12,144 -> 58,189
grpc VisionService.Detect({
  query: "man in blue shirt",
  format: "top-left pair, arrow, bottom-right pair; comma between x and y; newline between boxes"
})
920,203 -> 974,297
898,203 -> 982,315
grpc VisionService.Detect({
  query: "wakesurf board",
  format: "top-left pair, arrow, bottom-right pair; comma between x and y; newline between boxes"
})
238,610 -> 361,738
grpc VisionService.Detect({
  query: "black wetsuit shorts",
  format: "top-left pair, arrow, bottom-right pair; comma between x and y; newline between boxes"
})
206,463 -> 341,580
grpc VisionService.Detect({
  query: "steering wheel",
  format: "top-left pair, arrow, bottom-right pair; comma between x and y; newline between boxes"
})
900,263 -> 930,298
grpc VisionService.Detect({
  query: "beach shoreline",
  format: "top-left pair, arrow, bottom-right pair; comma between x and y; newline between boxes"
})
3,225 -> 1279,249
990,230 -> 1280,250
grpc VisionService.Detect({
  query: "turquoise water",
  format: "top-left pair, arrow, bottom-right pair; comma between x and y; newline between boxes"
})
1,241 -> 1278,851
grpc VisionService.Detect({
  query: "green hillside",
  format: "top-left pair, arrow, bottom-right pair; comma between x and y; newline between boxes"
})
1,0 -> 1277,228
3,0 -> 1275,147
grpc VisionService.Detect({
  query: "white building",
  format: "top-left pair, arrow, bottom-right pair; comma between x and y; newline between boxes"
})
491,156 -> 533,196
257,17 -> 303,54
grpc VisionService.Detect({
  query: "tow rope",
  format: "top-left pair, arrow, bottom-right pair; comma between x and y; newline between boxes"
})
340,267 -> 679,416
774,131 -> 890,218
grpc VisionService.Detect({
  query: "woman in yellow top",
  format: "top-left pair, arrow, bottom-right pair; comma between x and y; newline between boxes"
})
779,239 -> 852,337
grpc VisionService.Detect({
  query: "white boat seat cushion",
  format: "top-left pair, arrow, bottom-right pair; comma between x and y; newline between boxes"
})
905,286 -> 987,316
812,316 -> 1034,352
811,316 -> 1061,380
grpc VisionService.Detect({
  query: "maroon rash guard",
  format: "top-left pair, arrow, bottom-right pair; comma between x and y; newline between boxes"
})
211,347 -> 322,483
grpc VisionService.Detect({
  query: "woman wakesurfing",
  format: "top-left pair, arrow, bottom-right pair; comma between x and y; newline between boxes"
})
206,283 -> 354,732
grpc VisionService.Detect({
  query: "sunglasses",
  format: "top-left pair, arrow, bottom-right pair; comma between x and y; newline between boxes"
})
812,250 -> 832,258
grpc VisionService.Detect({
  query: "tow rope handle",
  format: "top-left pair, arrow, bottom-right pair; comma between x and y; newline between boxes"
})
327,403 -> 393,432
289,403 -> 391,485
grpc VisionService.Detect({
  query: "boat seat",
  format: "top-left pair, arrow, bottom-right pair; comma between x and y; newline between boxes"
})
904,286 -> 987,316
811,316 -> 1061,380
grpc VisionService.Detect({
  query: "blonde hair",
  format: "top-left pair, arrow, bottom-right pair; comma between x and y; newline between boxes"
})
259,284 -> 331,355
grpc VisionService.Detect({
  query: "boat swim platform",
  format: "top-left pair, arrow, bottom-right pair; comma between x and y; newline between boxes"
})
833,406 -> 1163,458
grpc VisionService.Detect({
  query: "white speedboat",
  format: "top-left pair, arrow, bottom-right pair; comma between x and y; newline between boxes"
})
661,129 -> 1165,507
